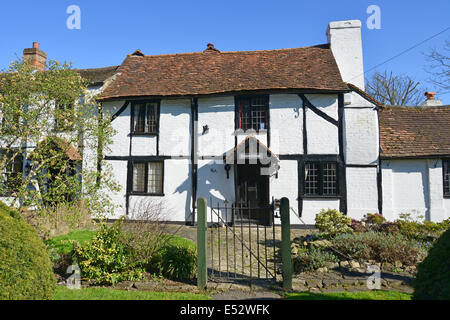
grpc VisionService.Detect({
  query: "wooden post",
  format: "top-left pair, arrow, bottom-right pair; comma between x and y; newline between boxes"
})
197,197 -> 208,289
280,197 -> 292,291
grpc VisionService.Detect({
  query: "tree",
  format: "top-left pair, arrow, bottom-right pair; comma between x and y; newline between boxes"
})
365,71 -> 424,106
0,58 -> 119,234
425,40 -> 450,91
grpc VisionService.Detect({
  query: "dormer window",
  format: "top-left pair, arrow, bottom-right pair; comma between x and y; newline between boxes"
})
132,101 -> 159,135
236,96 -> 269,131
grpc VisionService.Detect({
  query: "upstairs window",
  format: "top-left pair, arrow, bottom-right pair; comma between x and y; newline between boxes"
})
304,162 -> 338,197
237,96 -> 269,131
444,160 -> 450,197
132,102 -> 159,134
132,161 -> 164,195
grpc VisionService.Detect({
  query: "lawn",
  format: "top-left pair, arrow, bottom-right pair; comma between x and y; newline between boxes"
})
55,286 -> 210,300
284,290 -> 412,300
45,229 -> 97,255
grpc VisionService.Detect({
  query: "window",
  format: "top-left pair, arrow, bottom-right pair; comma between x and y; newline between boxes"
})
304,162 -> 338,197
54,102 -> 74,132
0,151 -> 23,194
132,102 -> 159,134
444,160 -> 450,197
132,161 -> 164,195
237,97 -> 268,131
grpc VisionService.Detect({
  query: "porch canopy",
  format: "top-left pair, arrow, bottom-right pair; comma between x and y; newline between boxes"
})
224,135 -> 280,176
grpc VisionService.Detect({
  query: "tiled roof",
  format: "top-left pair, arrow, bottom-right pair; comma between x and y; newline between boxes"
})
76,66 -> 119,86
99,44 -> 348,100
380,105 -> 450,158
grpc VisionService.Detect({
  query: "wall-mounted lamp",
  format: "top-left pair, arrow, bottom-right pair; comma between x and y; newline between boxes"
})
202,125 -> 209,135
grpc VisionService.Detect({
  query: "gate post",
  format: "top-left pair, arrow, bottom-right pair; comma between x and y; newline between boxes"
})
280,197 -> 293,291
197,198 -> 208,290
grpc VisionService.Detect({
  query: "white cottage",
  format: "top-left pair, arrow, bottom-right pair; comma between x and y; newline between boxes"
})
94,20 -> 381,225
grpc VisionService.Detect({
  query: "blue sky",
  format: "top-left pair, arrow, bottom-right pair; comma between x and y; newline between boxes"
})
1,0 -> 449,103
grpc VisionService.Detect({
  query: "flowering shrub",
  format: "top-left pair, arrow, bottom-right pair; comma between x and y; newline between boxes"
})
315,209 -> 352,236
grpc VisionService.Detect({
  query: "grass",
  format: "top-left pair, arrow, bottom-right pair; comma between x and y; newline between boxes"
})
284,290 -> 412,300
45,229 -> 96,255
55,286 -> 210,300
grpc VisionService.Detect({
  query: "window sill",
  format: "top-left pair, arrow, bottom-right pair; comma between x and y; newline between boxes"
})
130,132 -> 159,137
301,195 -> 341,200
444,194 -> 450,199
235,129 -> 268,135
130,193 -> 165,197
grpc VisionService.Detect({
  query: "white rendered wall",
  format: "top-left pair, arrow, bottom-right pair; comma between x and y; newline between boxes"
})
197,159 -> 235,223
159,99 -> 191,157
198,96 -> 235,157
269,94 -> 303,155
382,160 -> 429,221
302,199 -> 341,225
270,160 -> 299,224
305,94 -> 339,155
103,100 -> 130,157
104,160 -> 127,219
346,167 -> 379,219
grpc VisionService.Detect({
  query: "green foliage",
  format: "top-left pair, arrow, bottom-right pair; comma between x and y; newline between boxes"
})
315,209 -> 352,236
74,220 -> 144,285
413,228 -> 450,300
150,236 -> 197,281
396,213 -> 450,242
332,231 -> 425,265
0,202 -> 56,300
293,247 -> 338,273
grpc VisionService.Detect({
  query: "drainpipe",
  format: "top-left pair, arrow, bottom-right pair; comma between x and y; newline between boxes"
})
190,97 -> 199,226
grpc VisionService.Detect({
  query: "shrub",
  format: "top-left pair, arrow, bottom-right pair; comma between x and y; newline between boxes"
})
413,228 -> 450,300
293,248 -> 338,273
74,220 -> 145,285
332,231 -> 425,265
396,213 -> 450,242
0,202 -> 56,300
315,209 -> 352,236
150,236 -> 197,281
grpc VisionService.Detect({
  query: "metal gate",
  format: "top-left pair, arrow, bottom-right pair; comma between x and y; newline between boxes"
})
207,198 -> 279,282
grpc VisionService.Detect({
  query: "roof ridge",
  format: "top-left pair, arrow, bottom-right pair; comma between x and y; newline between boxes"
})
127,43 -> 331,59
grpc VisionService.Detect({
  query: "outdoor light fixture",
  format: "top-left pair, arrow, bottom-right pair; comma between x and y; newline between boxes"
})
202,125 -> 209,135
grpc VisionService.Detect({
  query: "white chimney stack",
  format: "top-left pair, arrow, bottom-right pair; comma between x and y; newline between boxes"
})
421,92 -> 443,107
327,20 -> 365,90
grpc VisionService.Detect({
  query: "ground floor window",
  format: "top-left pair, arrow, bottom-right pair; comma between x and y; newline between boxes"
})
131,161 -> 164,195
0,151 -> 23,194
444,160 -> 450,197
303,162 -> 338,197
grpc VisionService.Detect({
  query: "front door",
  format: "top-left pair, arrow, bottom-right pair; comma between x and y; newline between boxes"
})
236,164 -> 270,224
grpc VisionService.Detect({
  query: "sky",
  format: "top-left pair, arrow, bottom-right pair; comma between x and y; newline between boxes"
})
0,0 -> 449,103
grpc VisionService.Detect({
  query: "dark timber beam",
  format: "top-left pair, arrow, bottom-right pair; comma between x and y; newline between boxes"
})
298,94 -> 338,127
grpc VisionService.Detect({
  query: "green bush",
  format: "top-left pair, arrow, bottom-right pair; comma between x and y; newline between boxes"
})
74,220 -> 144,285
0,202 -> 56,300
396,214 -> 450,242
413,229 -> 450,300
293,248 -> 338,273
332,231 -> 425,265
315,209 -> 352,236
150,236 -> 197,281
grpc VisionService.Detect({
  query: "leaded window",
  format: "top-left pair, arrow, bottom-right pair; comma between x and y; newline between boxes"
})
132,161 -> 164,195
132,102 -> 159,134
304,162 -> 338,197
444,160 -> 450,197
237,97 -> 268,131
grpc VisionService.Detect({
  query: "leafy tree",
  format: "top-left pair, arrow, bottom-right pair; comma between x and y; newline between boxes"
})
365,71 -> 424,106
0,58 -> 120,233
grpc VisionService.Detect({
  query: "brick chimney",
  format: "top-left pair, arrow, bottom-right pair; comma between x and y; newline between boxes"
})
421,91 -> 443,107
23,42 -> 47,72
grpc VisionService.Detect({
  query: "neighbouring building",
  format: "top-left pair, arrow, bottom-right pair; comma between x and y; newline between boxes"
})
2,20 -> 449,224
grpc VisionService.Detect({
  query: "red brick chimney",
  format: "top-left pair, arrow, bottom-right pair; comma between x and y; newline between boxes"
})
23,42 -> 47,72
